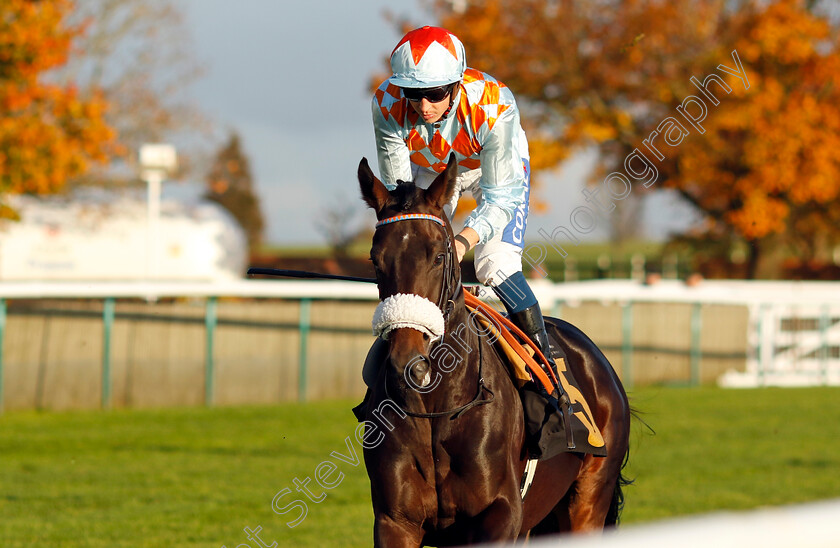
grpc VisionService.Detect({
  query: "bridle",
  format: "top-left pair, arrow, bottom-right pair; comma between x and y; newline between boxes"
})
373,212 -> 493,419
374,213 -> 461,321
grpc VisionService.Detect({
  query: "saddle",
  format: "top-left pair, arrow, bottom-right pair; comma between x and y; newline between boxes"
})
463,291 -> 607,460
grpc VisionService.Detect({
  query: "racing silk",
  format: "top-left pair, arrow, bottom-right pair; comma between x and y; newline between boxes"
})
372,68 -> 530,244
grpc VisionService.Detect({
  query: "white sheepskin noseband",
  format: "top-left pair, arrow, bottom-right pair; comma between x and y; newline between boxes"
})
372,293 -> 445,341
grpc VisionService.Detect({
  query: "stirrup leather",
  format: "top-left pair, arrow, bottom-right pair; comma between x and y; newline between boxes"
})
510,307 -> 577,451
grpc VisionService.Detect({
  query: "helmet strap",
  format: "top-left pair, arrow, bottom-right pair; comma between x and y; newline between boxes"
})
441,81 -> 460,120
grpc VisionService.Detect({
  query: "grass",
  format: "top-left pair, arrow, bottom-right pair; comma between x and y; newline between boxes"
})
2,386 -> 839,547
623,386 -> 840,521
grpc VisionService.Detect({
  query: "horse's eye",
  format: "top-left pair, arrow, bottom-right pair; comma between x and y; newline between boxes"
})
433,253 -> 445,267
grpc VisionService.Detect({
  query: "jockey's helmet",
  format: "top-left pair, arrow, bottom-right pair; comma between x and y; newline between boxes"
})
389,26 -> 467,88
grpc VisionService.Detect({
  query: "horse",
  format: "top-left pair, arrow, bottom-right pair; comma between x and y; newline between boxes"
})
356,155 -> 631,547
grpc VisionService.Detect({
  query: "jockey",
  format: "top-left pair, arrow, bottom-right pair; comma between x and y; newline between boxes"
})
371,26 -> 562,394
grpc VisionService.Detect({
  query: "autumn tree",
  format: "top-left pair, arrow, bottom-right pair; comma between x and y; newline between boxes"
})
56,0 -> 208,183
668,0 -> 840,277
204,133 -> 264,252
427,0 -> 840,278
0,0 -> 115,218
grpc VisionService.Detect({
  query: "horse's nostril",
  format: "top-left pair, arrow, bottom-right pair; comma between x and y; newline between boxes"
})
405,355 -> 432,388
409,356 -> 429,373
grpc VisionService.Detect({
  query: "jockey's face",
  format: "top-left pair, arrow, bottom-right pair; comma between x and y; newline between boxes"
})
409,95 -> 450,124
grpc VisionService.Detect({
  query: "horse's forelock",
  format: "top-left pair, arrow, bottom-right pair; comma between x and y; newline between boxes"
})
391,181 -> 421,212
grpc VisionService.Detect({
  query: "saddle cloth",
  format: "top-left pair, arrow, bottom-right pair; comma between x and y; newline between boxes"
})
465,293 -> 607,458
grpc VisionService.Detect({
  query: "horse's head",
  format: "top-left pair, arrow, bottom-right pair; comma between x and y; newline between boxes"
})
358,155 -> 460,391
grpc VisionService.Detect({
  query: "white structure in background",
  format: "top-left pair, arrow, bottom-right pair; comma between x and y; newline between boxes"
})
0,192 -> 247,281
140,143 -> 178,280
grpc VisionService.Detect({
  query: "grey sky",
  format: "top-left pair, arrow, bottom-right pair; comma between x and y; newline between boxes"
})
180,0 -> 697,246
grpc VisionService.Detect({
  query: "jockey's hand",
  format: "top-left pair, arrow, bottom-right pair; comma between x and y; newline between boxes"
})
454,228 -> 479,263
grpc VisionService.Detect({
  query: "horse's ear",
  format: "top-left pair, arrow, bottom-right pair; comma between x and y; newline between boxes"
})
358,158 -> 390,213
425,154 -> 458,210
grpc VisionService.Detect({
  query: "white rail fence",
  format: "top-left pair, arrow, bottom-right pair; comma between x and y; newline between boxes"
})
1,279 -> 839,412
531,279 -> 840,388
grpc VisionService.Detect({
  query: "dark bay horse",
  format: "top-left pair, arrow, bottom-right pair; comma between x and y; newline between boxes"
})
357,155 -> 630,547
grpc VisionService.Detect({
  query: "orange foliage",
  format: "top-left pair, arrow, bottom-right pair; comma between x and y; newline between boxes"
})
668,0 -> 840,248
430,0 -> 840,274
0,0 -> 115,217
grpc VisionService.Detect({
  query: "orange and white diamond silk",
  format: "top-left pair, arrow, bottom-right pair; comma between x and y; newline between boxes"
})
372,68 -> 530,244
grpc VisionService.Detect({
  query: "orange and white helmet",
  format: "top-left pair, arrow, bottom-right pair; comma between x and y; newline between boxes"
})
389,26 -> 467,88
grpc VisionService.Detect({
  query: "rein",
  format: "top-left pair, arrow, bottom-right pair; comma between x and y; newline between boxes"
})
247,268 -> 375,284
249,213 -> 534,419
383,314 -> 495,419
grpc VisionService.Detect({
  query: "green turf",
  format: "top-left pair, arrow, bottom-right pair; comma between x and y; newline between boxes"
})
2,386 -> 839,547
622,386 -> 840,522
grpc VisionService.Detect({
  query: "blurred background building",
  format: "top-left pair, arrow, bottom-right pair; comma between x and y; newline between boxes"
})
0,193 -> 246,281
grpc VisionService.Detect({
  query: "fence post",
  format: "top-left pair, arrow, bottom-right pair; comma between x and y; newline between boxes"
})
819,304 -> 829,384
102,298 -> 115,409
690,302 -> 703,386
622,301 -> 634,388
0,298 -> 5,414
757,303 -> 770,387
205,296 -> 217,406
298,298 -> 312,402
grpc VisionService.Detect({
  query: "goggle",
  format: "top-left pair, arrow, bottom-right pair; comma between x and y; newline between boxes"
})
402,84 -> 454,103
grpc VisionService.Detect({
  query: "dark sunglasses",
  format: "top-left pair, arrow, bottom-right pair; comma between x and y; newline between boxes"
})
402,84 -> 454,103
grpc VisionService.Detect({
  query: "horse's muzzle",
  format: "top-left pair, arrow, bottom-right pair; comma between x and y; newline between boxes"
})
387,328 -> 436,392
404,355 -> 432,388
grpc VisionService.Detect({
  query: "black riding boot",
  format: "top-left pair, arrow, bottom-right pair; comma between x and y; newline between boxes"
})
509,303 -> 577,452
508,303 -> 562,394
